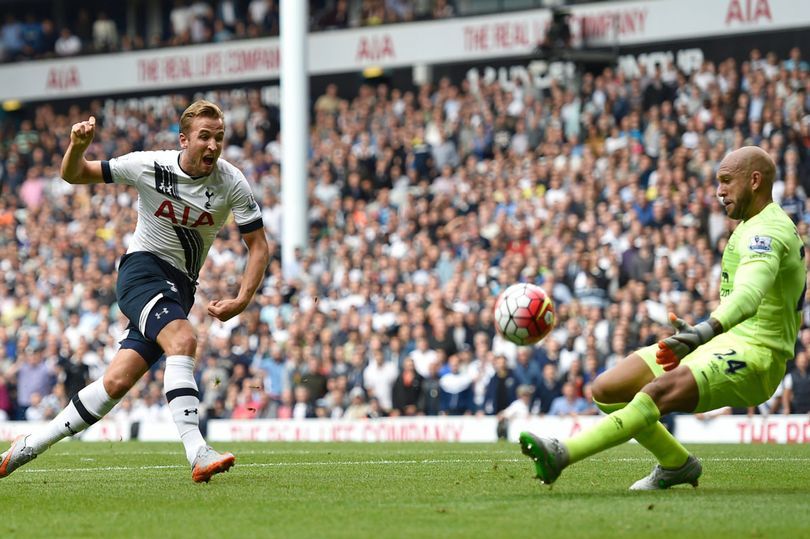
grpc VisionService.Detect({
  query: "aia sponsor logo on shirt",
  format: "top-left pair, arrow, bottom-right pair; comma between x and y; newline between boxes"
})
154,199 -> 214,227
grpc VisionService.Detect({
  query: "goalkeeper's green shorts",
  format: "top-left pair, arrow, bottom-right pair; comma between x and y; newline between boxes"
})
637,333 -> 786,413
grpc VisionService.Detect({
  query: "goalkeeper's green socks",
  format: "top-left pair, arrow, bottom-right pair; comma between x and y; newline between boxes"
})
565,392 -> 661,464
594,399 -> 690,469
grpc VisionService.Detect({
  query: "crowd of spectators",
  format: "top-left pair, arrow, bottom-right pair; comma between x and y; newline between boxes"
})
1,44 -> 810,430
0,0 -> 575,64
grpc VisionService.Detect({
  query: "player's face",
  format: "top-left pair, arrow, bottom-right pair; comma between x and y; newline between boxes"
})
179,115 -> 225,177
716,160 -> 753,220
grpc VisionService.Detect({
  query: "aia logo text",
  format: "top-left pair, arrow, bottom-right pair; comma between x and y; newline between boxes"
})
154,200 -> 214,227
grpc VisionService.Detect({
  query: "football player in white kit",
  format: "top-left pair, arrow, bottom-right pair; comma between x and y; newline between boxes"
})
0,100 -> 269,483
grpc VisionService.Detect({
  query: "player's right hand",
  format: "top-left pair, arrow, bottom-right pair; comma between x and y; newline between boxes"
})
656,312 -> 719,371
70,116 -> 96,149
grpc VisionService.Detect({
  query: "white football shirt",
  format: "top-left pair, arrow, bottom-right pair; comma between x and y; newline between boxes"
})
102,150 -> 263,282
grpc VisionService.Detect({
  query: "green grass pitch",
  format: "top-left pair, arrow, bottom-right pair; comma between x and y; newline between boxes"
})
1,441 -> 808,538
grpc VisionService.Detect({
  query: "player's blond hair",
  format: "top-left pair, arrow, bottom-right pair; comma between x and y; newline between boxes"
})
179,100 -> 224,135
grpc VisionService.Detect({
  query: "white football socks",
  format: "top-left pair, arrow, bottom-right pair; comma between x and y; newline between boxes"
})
28,378 -> 120,454
164,355 -> 207,464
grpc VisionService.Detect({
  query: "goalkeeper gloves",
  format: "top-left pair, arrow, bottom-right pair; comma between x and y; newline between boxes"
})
656,313 -> 721,371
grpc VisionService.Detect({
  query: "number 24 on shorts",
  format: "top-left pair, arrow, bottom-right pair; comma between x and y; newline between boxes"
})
713,350 -> 747,374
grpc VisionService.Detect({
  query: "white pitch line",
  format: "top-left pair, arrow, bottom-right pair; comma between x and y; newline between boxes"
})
21,458 -> 520,474
609,457 -> 810,463
19,456 -> 810,475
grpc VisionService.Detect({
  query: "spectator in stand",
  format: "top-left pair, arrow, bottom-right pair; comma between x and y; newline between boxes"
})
1,14 -> 24,61
300,356 -> 329,405
315,83 -> 342,116
438,353 -> 473,415
252,340 -> 287,409
533,363 -> 562,415
390,356 -> 422,416
73,8 -> 93,48
0,374 -> 12,420
469,345 -> 495,414
54,27 -> 81,57
200,355 -> 230,416
410,336 -> 438,379
484,355 -> 517,416
783,351 -> 810,414
318,0 -> 351,29
58,343 -> 90,399
496,384 -> 533,440
0,160 -> 24,195
580,383 -> 600,416
344,387 -> 369,419
418,360 -> 442,416
291,385 -> 315,419
548,381 -> 589,417
8,346 -> 55,420
361,0 -> 386,26
92,12 -> 118,53
363,347 -> 398,413
513,347 -> 542,389
432,0 -> 454,19
248,0 -> 277,34
231,377 -> 266,419
211,19 -> 233,42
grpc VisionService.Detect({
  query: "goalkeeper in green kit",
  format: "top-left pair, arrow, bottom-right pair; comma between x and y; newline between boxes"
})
520,146 -> 808,490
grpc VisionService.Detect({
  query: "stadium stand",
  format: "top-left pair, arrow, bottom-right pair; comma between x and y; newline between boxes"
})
0,0 -> 602,63
0,3 -> 809,430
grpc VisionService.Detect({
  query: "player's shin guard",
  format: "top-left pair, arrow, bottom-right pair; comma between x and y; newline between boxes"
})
164,355 -> 206,464
593,398 -> 689,469
28,378 -> 120,454
565,392 -> 661,464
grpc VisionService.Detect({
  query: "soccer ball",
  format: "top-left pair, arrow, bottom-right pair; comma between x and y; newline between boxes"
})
494,283 -> 555,346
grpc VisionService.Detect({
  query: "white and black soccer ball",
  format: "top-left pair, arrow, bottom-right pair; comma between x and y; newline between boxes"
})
494,283 -> 555,346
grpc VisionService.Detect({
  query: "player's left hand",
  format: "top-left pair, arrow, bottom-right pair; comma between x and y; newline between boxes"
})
207,299 -> 246,322
656,313 -> 720,371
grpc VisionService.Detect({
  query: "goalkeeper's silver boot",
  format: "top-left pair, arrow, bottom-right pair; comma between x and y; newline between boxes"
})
0,435 -> 37,478
519,432 -> 569,485
629,454 -> 702,490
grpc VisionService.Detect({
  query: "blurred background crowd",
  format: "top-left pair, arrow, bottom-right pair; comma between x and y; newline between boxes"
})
1,6 -> 810,430
0,0 -> 585,63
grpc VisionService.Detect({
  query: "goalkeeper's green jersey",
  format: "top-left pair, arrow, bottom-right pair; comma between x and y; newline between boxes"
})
712,202 -> 807,361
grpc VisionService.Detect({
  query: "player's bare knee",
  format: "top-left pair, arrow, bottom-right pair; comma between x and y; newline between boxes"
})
591,371 -> 634,404
103,373 -> 135,399
590,374 -> 614,404
640,368 -> 698,415
163,331 -> 197,356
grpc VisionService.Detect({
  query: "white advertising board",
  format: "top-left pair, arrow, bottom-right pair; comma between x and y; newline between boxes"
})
2,414 -> 809,443
0,0 -> 805,102
207,416 -> 498,442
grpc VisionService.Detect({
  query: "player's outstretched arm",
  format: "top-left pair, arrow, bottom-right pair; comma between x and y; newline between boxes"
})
61,116 -> 104,184
207,227 -> 270,322
656,312 -> 724,371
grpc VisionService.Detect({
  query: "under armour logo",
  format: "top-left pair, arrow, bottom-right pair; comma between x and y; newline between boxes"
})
166,280 -> 178,293
155,307 -> 169,319
183,408 -> 198,416
204,188 -> 215,209
65,421 -> 77,435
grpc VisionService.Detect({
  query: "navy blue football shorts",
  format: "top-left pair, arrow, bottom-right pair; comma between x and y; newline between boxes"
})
116,252 -> 196,366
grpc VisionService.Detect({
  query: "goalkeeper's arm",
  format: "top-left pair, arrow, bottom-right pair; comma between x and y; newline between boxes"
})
656,254 -> 775,370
